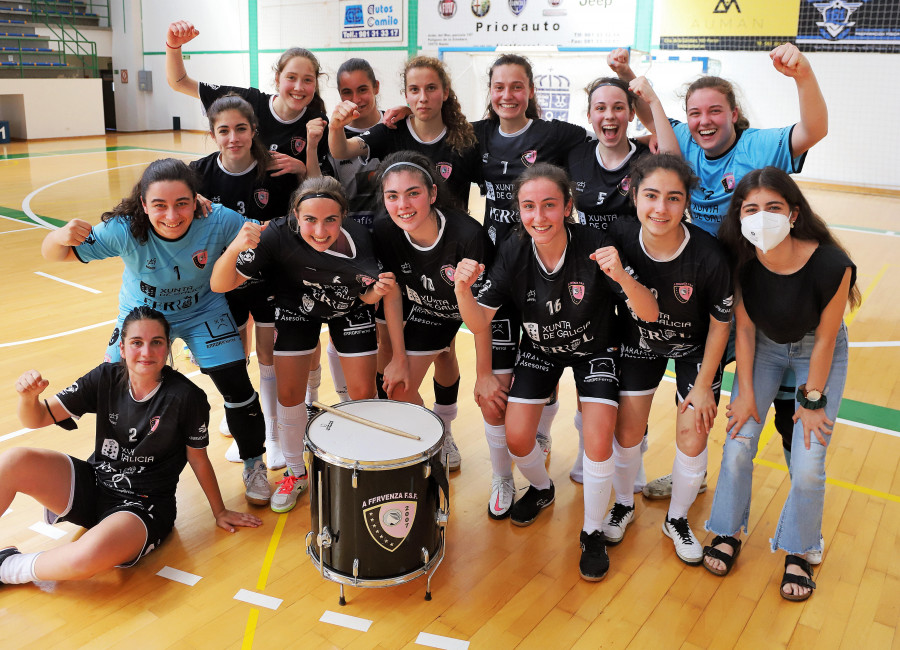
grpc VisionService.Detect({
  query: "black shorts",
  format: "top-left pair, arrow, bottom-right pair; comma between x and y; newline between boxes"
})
50,456 -> 176,568
274,305 -> 377,356
403,305 -> 462,355
227,279 -> 275,328
508,338 -> 620,406
619,343 -> 723,405
490,303 -> 520,374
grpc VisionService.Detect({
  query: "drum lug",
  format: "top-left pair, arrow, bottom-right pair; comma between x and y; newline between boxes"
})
423,462 -> 431,478
318,526 -> 333,549
352,462 -> 359,488
353,559 -> 359,579
421,547 -> 429,565
436,509 -> 449,527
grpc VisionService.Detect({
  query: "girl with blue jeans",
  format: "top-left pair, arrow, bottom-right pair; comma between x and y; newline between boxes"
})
703,167 -> 859,601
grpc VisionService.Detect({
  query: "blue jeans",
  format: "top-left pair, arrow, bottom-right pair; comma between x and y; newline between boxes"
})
706,323 -> 848,554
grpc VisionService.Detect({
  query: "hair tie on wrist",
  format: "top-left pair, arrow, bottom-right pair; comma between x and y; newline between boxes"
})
166,42 -> 181,49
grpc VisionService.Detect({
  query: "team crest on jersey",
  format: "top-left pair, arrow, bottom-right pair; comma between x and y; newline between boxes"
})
438,0 -> 457,18
471,0 -> 490,17
721,172 -> 735,193
108,413 -> 118,425
108,327 -> 120,347
436,162 -> 453,179
149,416 -> 160,433
521,150 -> 537,167
440,264 -> 456,285
569,282 -> 585,304
509,0 -> 526,15
192,249 -> 208,269
356,274 -> 376,287
363,498 -> 417,551
401,262 -> 413,274
619,175 -> 631,195
674,283 -> 693,303
254,189 -> 269,208
291,136 -> 306,155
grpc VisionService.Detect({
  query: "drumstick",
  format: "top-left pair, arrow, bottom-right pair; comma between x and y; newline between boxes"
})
311,401 -> 422,441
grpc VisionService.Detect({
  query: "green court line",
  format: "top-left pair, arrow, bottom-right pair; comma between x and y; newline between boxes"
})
0,145 -> 205,161
832,224 -> 899,235
0,206 -> 65,228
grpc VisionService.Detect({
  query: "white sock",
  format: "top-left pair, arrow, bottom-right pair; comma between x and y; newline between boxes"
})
570,410 -> 585,477
537,398 -> 560,438
583,454 -> 615,534
0,551 -> 40,584
668,447 -> 708,520
327,340 -> 349,402
484,422 -> 512,477
433,402 -> 458,436
612,438 -> 643,507
258,363 -> 277,437
305,365 -> 321,405
276,402 -> 308,477
510,442 -> 551,490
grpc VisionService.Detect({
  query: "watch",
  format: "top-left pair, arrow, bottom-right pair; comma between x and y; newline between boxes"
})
796,384 -> 827,410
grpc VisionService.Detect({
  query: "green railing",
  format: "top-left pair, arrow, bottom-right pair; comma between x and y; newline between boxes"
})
0,35 -> 97,77
28,0 -> 104,77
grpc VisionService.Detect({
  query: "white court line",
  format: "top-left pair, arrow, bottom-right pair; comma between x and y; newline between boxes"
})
0,428 -> 33,443
0,319 -> 116,348
157,566 -> 202,586
233,589 -> 282,610
29,521 -> 67,540
319,610 -> 373,632
1,226 -> 40,234
832,225 -> 899,238
34,271 -> 101,294
415,632 -> 470,650
0,147 -> 199,164
849,341 -> 900,348
0,213 -> 29,224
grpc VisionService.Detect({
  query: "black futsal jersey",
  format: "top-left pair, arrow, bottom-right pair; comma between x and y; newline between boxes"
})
328,118 -> 383,229
608,219 -> 733,357
477,224 -> 621,361
472,118 -> 589,245
198,82 -> 331,176
55,363 -> 210,499
372,208 -> 492,321
358,119 -> 480,210
235,215 -> 380,320
568,139 -> 649,231
190,153 -> 294,222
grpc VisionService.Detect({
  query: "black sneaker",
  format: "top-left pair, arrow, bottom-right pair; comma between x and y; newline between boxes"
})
579,530 -> 609,581
0,547 -> 21,584
509,482 -> 555,527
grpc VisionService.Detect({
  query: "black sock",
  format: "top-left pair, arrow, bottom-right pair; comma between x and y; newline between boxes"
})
376,372 -> 388,399
773,397 -> 795,451
433,376 -> 460,405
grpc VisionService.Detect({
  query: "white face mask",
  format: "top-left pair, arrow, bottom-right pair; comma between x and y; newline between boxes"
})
740,210 -> 791,253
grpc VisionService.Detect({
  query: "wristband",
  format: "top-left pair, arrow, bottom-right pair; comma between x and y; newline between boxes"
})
166,42 -> 181,49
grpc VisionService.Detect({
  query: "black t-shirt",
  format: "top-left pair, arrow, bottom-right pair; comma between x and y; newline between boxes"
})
358,119 -> 480,211
236,215 -> 380,319
198,82 -> 331,176
568,139 -> 649,231
740,244 -> 856,344
190,153 -> 294,222
608,220 -> 733,357
372,208 -> 492,321
472,118 -> 589,245
55,363 -> 209,499
477,223 -> 620,360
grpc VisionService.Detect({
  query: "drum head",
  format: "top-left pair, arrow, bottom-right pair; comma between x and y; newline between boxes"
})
306,400 -> 444,466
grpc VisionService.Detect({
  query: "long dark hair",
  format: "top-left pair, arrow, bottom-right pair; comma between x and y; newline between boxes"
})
629,152 -> 698,222
718,167 -> 860,308
402,56 -> 476,155
206,93 -> 270,182
684,76 -> 750,132
484,54 -> 541,121
273,47 -> 326,116
378,150 -> 452,215
102,159 -> 201,244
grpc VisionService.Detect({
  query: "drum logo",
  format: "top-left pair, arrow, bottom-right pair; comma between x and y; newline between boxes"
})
364,498 -> 417,551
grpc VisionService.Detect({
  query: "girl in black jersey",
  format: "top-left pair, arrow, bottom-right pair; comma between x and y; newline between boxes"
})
0,307 -> 262,587
454,163 -> 658,581
705,168 -> 858,601
374,151 -> 494,471
191,94 -> 296,471
600,154 -> 732,566
329,59 -> 480,463
211,177 -> 394,514
166,20 -> 329,183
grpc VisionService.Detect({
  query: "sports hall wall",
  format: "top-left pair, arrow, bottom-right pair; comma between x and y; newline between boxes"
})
111,0 -> 898,190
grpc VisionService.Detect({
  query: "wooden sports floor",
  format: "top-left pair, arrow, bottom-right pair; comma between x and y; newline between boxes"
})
0,133 -> 898,649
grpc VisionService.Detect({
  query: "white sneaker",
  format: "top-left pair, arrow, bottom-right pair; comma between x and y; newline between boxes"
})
487,475 -> 515,520
807,536 -> 825,565
602,502 -> 635,545
219,415 -> 232,438
536,432 -> 552,465
442,432 -> 461,471
662,516 -> 703,565
242,460 -> 271,506
270,468 -> 309,513
224,440 -> 241,463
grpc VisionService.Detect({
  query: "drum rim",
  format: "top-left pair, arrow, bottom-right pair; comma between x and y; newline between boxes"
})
304,399 -> 445,468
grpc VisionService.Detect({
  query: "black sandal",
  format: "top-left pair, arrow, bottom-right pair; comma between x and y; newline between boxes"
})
702,535 -> 742,576
781,554 -> 816,601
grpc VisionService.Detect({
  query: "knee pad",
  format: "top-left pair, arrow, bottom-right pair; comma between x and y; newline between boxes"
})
206,363 -> 265,459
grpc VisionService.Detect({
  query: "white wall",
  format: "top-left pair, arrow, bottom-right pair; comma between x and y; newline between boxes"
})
0,79 -> 104,139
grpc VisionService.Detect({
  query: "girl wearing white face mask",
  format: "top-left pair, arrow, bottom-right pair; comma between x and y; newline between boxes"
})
703,167 -> 859,602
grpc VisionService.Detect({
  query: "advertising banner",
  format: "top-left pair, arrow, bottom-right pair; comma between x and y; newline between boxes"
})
658,0 -> 800,50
